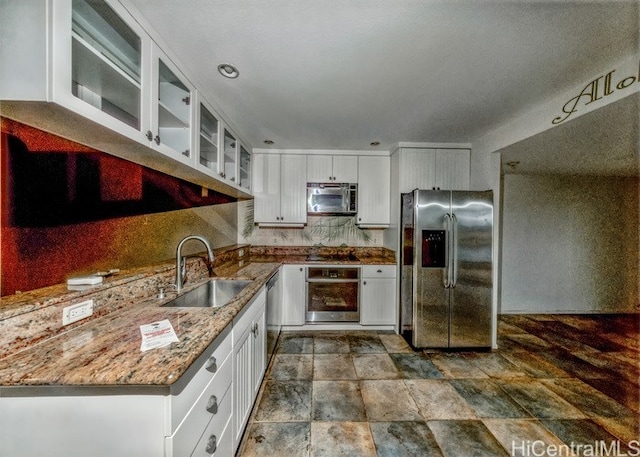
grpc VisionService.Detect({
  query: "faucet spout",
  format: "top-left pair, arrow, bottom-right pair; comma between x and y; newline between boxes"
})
175,235 -> 215,292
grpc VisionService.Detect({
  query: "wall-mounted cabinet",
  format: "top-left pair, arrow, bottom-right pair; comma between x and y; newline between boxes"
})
399,148 -> 470,192
0,0 -> 252,199
239,145 -> 252,191
253,153 -> 307,226
223,129 -> 238,183
357,155 -> 390,228
307,154 -> 358,183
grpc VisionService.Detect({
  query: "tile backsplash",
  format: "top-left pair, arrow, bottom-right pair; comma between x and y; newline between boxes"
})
238,200 -> 384,247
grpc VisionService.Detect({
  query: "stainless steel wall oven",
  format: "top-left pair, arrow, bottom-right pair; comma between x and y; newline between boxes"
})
306,266 -> 360,322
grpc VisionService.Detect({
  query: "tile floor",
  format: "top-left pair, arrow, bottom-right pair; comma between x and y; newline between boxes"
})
237,314 -> 639,456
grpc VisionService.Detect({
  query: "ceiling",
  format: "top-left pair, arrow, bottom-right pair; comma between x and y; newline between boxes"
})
124,0 -> 638,175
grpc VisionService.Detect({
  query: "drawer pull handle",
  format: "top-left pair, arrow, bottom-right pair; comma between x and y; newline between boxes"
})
205,356 -> 217,373
206,395 -> 218,414
377,269 -> 382,273
205,434 -> 217,454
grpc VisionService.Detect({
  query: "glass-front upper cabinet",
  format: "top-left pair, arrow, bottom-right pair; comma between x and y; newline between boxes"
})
223,129 -> 238,182
149,50 -> 194,162
71,0 -> 142,130
239,145 -> 251,191
198,103 -> 220,173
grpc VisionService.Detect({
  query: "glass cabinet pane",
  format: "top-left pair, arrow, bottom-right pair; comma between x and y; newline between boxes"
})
71,0 -> 141,129
157,60 -> 191,157
239,145 -> 251,190
223,129 -> 237,182
199,104 -> 219,171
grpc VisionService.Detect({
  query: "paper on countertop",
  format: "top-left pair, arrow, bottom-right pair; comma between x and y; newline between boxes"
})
140,319 -> 179,352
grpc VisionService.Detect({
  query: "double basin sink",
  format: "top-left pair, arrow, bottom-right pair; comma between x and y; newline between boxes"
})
162,279 -> 252,308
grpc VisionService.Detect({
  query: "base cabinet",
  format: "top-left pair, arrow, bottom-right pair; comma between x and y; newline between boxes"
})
360,265 -> 397,325
281,265 -> 306,325
0,288 -> 270,457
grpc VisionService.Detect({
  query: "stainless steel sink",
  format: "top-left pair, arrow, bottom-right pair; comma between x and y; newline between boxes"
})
161,279 -> 252,308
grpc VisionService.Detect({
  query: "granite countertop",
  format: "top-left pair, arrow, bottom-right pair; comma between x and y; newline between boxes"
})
0,262 -> 279,388
0,246 -> 396,389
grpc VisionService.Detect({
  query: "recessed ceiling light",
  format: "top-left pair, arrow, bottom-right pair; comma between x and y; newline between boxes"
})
218,63 -> 239,79
370,141 -> 380,147
264,140 -> 274,145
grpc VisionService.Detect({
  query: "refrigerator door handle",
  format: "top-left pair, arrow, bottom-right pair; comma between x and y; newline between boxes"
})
451,213 -> 458,288
443,213 -> 452,288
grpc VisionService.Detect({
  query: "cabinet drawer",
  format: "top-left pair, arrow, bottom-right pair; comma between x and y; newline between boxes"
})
170,326 -> 232,432
167,354 -> 232,457
362,265 -> 396,278
191,409 -> 233,457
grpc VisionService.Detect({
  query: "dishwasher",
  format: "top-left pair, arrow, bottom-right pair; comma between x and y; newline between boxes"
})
265,270 -> 282,364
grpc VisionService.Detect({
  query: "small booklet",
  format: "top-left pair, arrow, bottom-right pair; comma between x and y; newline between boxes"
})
140,319 -> 179,352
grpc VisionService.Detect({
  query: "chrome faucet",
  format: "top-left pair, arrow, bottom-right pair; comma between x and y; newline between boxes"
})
175,235 -> 215,292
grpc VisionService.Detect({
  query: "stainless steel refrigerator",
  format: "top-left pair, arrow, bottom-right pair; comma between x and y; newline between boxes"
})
400,189 -> 493,349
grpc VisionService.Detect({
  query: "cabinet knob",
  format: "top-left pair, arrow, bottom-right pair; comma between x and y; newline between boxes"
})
145,130 -> 153,141
252,322 -> 259,336
205,435 -> 217,454
377,269 -> 382,273
363,281 -> 367,285
205,356 -> 217,373
231,177 -> 235,182
206,395 -> 218,414
153,135 -> 161,145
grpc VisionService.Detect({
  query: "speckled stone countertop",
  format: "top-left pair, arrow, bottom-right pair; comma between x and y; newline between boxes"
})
0,245 -> 395,389
0,262 -> 279,388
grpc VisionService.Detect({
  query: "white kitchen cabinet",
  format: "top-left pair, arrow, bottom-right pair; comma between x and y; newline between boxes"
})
148,46 -> 196,165
232,288 -> 267,452
1,0 -> 252,199
307,155 -> 358,182
196,98 -> 221,174
253,153 -> 307,226
222,129 -> 239,183
239,145 -> 252,191
281,265 -> 306,326
360,265 -> 397,325
0,325 -> 233,457
357,155 -> 390,228
398,148 -> 470,192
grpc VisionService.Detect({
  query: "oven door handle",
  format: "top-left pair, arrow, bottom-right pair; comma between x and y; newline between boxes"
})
305,278 -> 360,283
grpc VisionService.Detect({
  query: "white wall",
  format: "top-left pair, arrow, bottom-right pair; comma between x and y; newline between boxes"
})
500,174 -> 639,313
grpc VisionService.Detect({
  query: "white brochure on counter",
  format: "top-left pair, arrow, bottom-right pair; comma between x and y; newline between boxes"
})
140,319 -> 179,351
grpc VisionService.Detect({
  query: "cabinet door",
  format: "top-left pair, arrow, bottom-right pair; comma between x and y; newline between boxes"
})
360,277 -> 397,325
400,148 -> 437,192
233,323 -> 253,447
332,155 -> 358,182
306,155 -> 333,182
253,154 -> 282,223
223,129 -> 238,183
357,156 -> 390,227
281,265 -> 306,325
196,99 -> 220,175
239,145 -> 252,191
280,155 -> 307,224
149,46 -> 195,165
435,149 -> 470,190
252,307 -> 267,396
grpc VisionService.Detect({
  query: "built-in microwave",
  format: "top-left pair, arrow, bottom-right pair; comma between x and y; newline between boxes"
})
307,183 -> 357,215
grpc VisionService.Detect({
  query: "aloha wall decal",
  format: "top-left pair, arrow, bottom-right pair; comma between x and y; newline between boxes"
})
553,60 -> 640,125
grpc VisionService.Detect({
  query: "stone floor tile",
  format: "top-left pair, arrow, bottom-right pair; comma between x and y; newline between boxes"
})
540,378 -> 636,418
370,421 -> 444,457
310,421 -> 376,457
541,419 -> 635,454
592,416 -> 640,444
389,353 -> 444,379
269,354 -> 313,380
239,422 -> 310,457
312,380 -> 366,421
428,420 -> 510,457
450,379 -> 532,419
497,380 -> 587,419
346,333 -> 387,353
353,353 -> 401,379
378,333 -> 413,353
429,353 -> 490,379
405,379 -> 478,420
313,334 -> 350,354
278,335 -> 314,354
313,353 -> 357,380
482,419 -> 566,457
463,352 -> 529,379
360,380 -> 422,421
253,380 -> 312,422
500,351 -> 573,378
